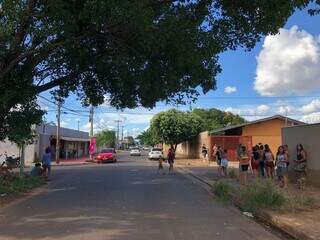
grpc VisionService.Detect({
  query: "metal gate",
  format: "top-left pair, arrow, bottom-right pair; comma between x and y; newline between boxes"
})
210,136 -> 252,161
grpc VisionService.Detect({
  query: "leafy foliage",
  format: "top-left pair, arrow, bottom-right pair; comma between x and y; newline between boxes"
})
95,130 -> 115,148
192,108 -> 245,131
0,0 -> 315,140
136,129 -> 156,146
150,109 -> 204,149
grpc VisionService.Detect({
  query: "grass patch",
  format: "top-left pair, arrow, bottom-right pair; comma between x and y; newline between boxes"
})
228,169 -> 237,179
240,180 -> 285,211
283,191 -> 315,211
213,180 -> 233,202
0,176 -> 45,195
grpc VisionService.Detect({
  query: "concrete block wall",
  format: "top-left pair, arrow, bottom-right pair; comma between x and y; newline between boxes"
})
282,123 -> 320,187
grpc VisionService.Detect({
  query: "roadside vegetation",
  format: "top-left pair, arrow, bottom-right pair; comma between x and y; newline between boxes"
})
0,176 -> 45,195
212,178 -> 315,213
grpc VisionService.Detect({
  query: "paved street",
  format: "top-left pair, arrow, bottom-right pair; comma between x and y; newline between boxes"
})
0,152 -> 283,240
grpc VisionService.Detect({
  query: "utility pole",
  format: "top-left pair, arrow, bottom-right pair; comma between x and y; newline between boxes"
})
89,105 -> 94,160
89,105 -> 94,137
55,100 -> 61,164
115,120 -> 122,149
121,125 -> 124,141
77,119 -> 80,131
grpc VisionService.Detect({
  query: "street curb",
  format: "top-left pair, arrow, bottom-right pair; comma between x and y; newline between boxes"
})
177,165 -> 313,240
52,162 -> 94,167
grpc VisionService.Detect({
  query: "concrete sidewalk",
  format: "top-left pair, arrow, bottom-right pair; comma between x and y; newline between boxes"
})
176,158 -> 320,240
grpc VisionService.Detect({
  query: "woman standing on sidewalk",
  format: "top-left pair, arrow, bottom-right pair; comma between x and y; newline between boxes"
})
251,146 -> 260,178
265,144 -> 275,179
276,146 -> 289,188
42,146 -> 52,180
258,144 -> 265,178
167,148 -> 175,174
238,145 -> 250,185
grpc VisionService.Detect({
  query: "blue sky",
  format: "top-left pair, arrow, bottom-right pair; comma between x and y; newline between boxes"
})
39,8 -> 320,137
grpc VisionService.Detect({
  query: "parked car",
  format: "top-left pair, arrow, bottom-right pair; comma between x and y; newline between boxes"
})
130,148 -> 141,156
95,148 -> 117,163
148,148 -> 163,160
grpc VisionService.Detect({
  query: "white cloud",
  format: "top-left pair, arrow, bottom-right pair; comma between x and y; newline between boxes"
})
60,121 -> 67,127
277,105 -> 294,115
256,104 -> 270,114
255,26 -> 320,96
97,112 -> 154,125
301,99 -> 320,114
301,112 -> 320,123
224,86 -> 237,94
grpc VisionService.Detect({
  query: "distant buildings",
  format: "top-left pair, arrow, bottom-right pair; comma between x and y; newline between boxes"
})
0,123 -> 90,166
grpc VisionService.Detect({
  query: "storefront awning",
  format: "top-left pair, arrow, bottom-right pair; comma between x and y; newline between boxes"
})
60,136 -> 90,142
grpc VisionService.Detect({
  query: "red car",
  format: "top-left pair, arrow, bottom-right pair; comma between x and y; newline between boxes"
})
95,148 -> 117,163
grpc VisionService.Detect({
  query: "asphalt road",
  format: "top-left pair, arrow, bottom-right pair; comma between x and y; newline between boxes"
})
0,152 -> 283,240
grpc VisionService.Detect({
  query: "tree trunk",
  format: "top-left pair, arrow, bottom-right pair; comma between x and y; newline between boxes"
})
19,144 -> 25,176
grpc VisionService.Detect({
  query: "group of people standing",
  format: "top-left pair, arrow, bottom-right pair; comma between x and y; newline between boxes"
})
212,143 -> 307,187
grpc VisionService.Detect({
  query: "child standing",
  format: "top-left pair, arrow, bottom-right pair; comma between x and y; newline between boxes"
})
157,157 -> 165,174
220,149 -> 229,177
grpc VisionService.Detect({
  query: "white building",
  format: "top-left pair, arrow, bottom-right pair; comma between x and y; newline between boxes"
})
0,123 -> 90,166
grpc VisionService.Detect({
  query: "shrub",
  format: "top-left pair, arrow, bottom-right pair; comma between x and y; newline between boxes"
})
213,180 -> 233,202
240,180 -> 285,211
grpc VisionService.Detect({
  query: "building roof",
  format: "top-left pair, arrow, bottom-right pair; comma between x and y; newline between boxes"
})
209,115 -> 305,135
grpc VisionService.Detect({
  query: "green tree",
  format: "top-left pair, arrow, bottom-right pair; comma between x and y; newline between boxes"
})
137,129 -> 155,146
150,109 -> 203,150
192,108 -> 245,131
0,0 -> 314,140
95,130 -> 116,148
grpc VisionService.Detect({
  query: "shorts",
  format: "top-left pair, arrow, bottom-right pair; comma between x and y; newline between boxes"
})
221,159 -> 228,168
266,161 -> 275,168
276,166 -> 288,177
241,164 -> 249,172
217,159 -> 221,166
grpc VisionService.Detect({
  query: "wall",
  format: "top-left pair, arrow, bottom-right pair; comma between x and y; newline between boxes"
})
163,131 -> 210,159
0,140 -> 36,166
242,118 -> 294,154
282,123 -> 320,187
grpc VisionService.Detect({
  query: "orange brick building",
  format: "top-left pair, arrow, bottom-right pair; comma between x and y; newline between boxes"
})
165,115 -> 304,160
210,115 -> 304,159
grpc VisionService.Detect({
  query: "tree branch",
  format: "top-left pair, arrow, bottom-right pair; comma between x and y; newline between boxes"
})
14,0 -> 37,46
34,73 -> 77,94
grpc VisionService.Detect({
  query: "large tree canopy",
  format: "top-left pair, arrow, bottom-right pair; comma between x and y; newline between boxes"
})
150,109 -> 204,150
192,108 -> 245,131
0,0 -> 314,140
